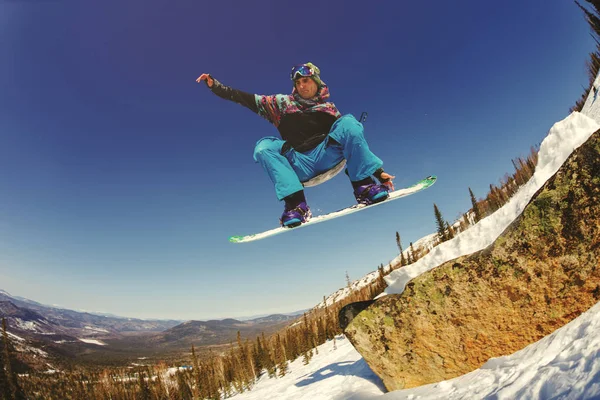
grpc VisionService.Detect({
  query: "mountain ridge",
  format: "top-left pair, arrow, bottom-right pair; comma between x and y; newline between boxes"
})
0,289 -> 304,368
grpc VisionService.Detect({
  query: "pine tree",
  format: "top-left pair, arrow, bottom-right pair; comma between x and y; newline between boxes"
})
2,319 -> 24,400
263,334 -> 277,378
253,336 -> 264,378
446,221 -> 455,239
153,366 -> 169,400
488,184 -> 501,212
0,325 -> 9,400
527,146 -> 539,173
316,317 -> 327,344
396,232 -> 407,266
461,213 -> 470,230
409,242 -> 418,261
299,314 -> 311,365
274,335 -> 288,377
377,265 -> 386,289
573,1 -> 600,111
176,371 -> 193,400
191,345 -> 202,398
469,187 -> 482,223
433,203 -> 448,242
576,1 -> 600,43
202,350 -> 222,400
235,331 -> 254,385
345,271 -> 352,288
137,369 -> 152,400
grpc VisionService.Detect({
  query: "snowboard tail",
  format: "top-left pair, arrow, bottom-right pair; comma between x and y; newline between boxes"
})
229,175 -> 437,243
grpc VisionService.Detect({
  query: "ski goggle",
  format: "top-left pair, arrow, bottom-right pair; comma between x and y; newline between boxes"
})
290,64 -> 316,81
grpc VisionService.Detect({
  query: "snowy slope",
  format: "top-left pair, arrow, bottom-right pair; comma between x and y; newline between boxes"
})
230,101 -> 600,398
383,112 -> 599,296
231,301 -> 600,399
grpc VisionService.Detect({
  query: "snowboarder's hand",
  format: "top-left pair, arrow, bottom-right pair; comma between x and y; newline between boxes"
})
380,172 -> 395,191
196,73 -> 214,87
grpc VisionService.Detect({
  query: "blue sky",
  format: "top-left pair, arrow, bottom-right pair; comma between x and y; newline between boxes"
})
0,0 -> 594,320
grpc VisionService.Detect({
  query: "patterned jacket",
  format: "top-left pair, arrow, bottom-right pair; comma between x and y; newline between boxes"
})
207,77 -> 341,152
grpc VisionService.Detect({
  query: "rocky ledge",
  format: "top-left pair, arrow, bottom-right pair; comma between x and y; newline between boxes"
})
344,125 -> 600,391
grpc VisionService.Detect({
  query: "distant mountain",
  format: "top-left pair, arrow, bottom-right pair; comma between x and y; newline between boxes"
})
237,309 -> 310,321
0,290 -> 187,369
147,315 -> 298,349
250,313 -> 303,323
0,301 -> 61,335
0,290 -> 303,369
0,290 -> 182,334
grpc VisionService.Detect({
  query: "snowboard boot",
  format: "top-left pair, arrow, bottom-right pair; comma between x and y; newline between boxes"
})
280,191 -> 311,228
280,201 -> 312,228
353,183 -> 389,205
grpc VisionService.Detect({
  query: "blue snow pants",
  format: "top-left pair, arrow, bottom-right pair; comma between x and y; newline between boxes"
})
253,114 -> 384,200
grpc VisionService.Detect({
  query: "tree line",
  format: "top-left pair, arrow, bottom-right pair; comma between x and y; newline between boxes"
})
0,268 -> 389,399
395,145 -> 539,267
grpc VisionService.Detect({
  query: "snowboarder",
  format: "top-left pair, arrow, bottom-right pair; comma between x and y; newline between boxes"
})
196,62 -> 395,228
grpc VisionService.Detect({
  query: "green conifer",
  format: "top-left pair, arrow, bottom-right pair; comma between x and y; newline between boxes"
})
274,335 -> 288,377
253,336 -> 264,377
396,232 -> 407,266
469,187 -> 482,222
434,203 -> 448,242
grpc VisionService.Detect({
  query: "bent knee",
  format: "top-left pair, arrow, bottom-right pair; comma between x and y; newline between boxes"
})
253,137 -> 284,160
332,114 -> 365,140
341,115 -> 363,132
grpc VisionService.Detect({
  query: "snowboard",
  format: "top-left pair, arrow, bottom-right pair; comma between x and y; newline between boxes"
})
229,175 -> 437,243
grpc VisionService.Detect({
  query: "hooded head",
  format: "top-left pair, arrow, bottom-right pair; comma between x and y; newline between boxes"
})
290,62 -> 323,88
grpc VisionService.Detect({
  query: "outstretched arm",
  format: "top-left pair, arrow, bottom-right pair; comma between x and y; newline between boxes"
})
196,73 -> 259,113
196,73 -> 289,126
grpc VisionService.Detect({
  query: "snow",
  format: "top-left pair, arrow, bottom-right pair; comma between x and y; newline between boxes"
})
7,331 -> 26,342
581,73 -> 600,123
350,301 -> 600,399
230,336 -> 384,400
84,325 -> 110,333
6,331 -> 50,358
229,100 -> 600,398
27,346 -> 49,358
14,318 -> 43,333
231,304 -> 600,400
78,338 -> 107,346
384,112 -> 599,296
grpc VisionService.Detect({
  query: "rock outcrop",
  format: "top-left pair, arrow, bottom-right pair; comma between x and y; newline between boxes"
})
344,127 -> 600,391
